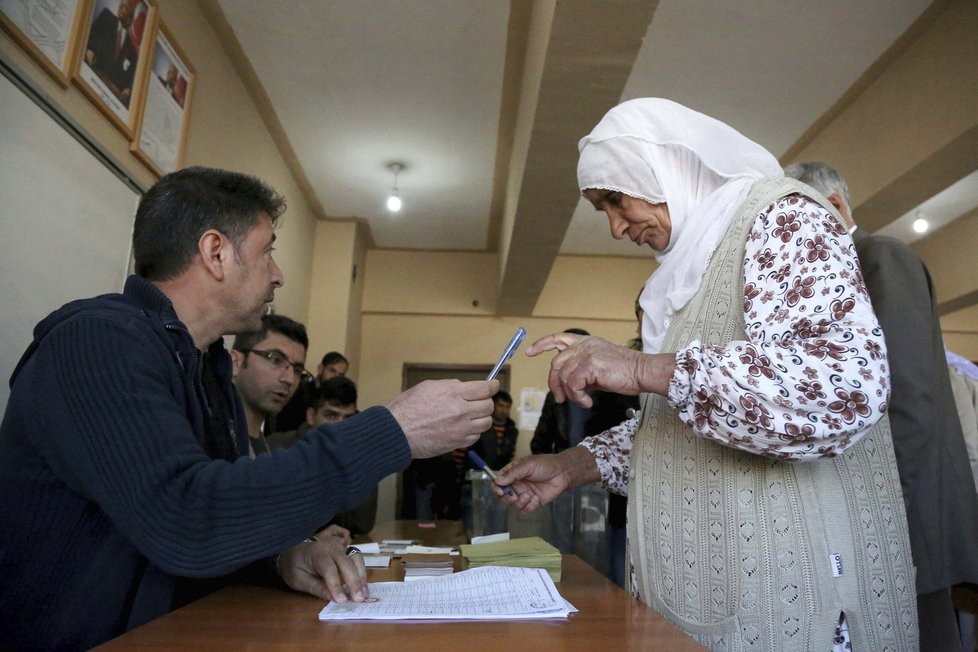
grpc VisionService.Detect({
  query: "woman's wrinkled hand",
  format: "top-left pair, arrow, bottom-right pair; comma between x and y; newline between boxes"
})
526,333 -> 659,407
493,447 -> 601,512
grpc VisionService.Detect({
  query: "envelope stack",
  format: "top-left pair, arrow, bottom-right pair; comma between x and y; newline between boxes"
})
460,536 -> 562,582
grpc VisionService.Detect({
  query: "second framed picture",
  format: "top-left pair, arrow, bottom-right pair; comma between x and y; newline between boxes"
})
131,18 -> 194,177
72,0 -> 155,137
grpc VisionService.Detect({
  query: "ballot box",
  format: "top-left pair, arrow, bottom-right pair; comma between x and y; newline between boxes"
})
467,470 -> 509,537
470,469 -> 612,577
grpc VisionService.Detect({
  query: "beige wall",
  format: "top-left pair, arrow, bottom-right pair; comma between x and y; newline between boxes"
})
358,249 -> 648,521
364,249 -> 501,316
0,0 -> 318,318
306,221 -> 352,370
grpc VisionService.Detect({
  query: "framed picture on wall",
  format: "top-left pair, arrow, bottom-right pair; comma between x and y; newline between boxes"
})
0,0 -> 86,86
131,18 -> 194,177
71,0 -> 155,137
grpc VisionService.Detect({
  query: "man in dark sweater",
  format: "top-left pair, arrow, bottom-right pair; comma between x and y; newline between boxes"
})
269,378 -> 377,537
0,167 -> 497,650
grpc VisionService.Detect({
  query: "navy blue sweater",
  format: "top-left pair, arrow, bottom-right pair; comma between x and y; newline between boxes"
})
0,276 -> 411,650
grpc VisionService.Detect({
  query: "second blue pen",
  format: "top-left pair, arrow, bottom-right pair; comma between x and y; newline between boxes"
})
467,449 -> 515,497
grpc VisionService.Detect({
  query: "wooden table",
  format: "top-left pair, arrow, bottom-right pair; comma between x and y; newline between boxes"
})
98,521 -> 705,650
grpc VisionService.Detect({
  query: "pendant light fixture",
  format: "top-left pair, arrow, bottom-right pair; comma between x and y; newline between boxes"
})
912,210 -> 929,234
387,162 -> 404,212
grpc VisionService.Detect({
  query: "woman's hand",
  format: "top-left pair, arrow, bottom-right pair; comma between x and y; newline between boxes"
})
494,447 -> 601,512
277,538 -> 369,603
526,333 -> 675,407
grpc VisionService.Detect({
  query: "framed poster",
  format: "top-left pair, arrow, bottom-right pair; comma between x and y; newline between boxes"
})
71,0 -> 155,137
131,18 -> 193,177
0,0 -> 85,86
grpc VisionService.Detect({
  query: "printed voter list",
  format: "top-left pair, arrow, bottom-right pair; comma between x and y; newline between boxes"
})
319,566 -> 576,620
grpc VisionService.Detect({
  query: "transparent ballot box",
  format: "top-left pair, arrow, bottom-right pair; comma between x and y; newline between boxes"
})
467,469 -> 509,537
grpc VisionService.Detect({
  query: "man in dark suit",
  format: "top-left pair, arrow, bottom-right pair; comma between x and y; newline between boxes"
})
84,0 -> 139,106
786,161 -> 978,651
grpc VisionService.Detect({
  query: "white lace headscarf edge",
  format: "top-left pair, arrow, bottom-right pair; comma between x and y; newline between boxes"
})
577,99 -> 783,354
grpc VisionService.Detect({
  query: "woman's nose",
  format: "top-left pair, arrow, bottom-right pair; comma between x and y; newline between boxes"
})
606,211 -> 628,240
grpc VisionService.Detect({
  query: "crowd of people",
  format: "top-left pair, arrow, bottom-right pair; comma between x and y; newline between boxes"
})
2,97 -> 976,652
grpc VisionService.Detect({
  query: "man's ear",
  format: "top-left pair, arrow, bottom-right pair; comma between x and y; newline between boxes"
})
198,229 -> 231,281
826,192 -> 845,214
826,192 -> 854,229
230,349 -> 244,377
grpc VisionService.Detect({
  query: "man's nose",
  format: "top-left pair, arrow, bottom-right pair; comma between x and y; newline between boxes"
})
279,367 -> 295,386
270,259 -> 284,288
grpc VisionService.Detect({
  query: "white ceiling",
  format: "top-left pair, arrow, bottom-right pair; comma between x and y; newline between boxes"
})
218,0 -> 975,267
219,0 -> 509,251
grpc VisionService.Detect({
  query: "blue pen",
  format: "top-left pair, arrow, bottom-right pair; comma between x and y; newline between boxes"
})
467,449 -> 515,497
486,327 -> 526,382
476,327 -> 525,497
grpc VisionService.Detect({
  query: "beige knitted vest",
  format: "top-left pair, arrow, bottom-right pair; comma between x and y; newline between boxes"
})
627,177 -> 918,651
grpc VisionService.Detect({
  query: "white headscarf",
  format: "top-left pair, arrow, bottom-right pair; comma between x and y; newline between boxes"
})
578,98 -> 783,353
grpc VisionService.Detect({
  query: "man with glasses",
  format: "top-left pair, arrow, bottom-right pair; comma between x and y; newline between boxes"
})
231,314 -> 311,456
0,166 -> 497,650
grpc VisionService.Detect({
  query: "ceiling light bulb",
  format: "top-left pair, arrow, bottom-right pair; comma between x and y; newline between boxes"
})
386,162 -> 404,213
912,217 -> 928,233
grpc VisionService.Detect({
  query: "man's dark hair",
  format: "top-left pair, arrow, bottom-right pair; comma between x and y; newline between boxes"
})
232,314 -> 308,353
133,166 -> 286,281
493,390 -> 512,405
310,376 -> 358,409
564,328 -> 590,336
321,351 -> 348,367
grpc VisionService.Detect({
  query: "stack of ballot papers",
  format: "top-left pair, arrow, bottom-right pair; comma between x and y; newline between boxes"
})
377,539 -> 419,555
319,566 -> 576,620
460,536 -> 562,582
401,554 -> 454,581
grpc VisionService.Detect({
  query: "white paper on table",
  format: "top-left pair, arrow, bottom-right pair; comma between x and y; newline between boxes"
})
403,545 -> 457,555
470,532 -> 510,545
350,542 -> 380,554
363,555 -> 391,568
318,566 -> 577,620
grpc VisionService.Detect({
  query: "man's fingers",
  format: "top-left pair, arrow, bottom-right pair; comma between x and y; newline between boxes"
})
312,551 -> 348,602
457,379 -> 499,401
468,416 -> 492,436
354,553 -> 369,597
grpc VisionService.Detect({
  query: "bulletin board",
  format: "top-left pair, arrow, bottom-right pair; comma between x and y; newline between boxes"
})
0,60 -> 142,410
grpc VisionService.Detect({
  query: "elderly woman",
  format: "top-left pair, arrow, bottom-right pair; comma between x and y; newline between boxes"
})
496,99 -> 917,651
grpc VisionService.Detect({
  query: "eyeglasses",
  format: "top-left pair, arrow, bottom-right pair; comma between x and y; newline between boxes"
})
241,349 -> 313,382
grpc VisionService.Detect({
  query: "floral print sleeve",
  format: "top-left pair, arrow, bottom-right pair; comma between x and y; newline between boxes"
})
668,194 -> 889,461
579,416 -> 638,495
